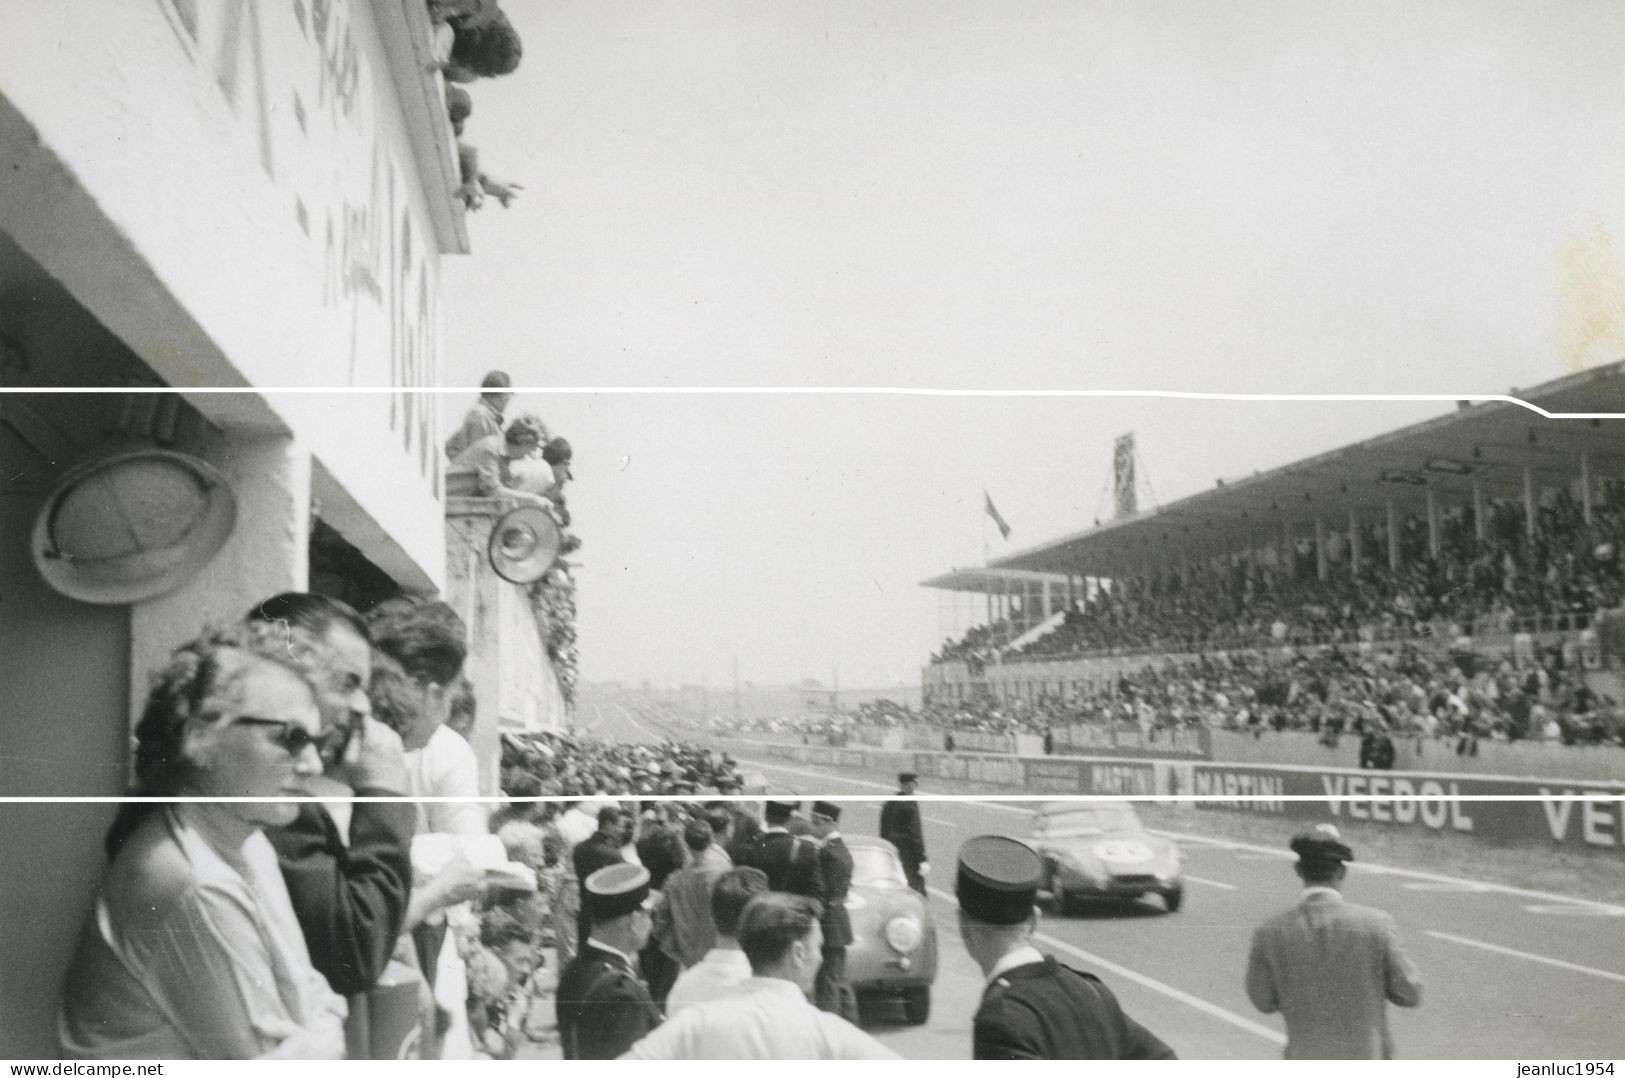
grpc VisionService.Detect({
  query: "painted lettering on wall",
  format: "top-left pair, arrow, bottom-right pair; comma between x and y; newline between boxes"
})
166,0 -> 440,488
1539,788 -> 1624,848
1321,774 -> 1474,832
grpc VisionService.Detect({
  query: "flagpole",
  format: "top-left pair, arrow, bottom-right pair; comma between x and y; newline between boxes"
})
982,487 -> 990,566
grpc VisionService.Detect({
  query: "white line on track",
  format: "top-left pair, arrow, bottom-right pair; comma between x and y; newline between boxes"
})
923,815 -> 959,828
1149,827 -> 1625,916
1424,931 -> 1625,983
1182,874 -> 1238,891
923,885 -> 1286,1046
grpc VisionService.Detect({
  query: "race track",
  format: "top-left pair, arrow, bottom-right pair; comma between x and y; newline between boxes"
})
587,699 -> 1625,1060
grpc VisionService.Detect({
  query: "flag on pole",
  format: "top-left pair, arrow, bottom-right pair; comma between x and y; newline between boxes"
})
984,490 -> 1012,540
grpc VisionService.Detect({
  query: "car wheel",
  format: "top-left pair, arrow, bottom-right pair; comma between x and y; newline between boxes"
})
902,985 -> 931,1026
1163,886 -> 1184,913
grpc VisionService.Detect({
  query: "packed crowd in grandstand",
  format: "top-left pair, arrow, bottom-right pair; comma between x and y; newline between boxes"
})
726,640 -> 1624,751
933,487 -> 1623,664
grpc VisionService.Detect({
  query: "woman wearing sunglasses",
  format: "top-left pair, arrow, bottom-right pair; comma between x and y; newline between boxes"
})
58,625 -> 348,1059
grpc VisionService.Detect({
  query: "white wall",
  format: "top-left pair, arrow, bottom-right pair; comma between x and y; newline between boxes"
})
0,0 -> 456,591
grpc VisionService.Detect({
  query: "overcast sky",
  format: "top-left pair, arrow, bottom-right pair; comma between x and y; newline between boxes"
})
436,0 -> 1625,688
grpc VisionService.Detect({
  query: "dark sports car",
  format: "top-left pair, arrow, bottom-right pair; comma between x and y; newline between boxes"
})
1030,801 -> 1184,913
844,835 -> 938,1025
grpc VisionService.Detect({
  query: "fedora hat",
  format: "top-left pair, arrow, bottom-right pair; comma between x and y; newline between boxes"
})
32,449 -> 237,605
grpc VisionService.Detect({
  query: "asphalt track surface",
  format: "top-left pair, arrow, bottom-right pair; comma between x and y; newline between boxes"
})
587,699 -> 1625,1060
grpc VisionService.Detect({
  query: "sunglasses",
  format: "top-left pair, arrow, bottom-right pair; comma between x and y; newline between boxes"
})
235,716 -> 321,757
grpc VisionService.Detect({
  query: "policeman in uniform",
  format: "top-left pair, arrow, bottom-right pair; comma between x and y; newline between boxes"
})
557,863 -> 663,1059
738,800 -> 826,904
957,835 -> 1176,1060
573,805 -> 629,955
879,772 -> 928,893
1245,825 -> 1423,1059
808,801 -> 858,1022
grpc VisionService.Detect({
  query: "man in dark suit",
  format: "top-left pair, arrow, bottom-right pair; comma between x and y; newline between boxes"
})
1246,825 -> 1423,1059
957,835 -> 1175,1060
737,800 -> 825,905
809,801 -> 857,1022
557,863 -> 663,1059
879,772 -> 928,893
573,806 -> 629,955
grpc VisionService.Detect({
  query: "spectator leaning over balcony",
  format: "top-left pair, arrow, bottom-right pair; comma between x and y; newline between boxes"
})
442,8 -> 523,82
449,413 -> 551,506
59,625 -> 347,1059
444,370 -> 516,461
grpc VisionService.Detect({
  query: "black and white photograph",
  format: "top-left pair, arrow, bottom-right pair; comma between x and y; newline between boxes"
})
3,0 -> 1625,1066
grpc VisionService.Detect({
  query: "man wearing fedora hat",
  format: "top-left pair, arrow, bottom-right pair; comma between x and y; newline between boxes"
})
557,863 -> 663,1059
957,835 -> 1175,1060
808,801 -> 857,1022
880,773 -> 928,894
1245,824 -> 1423,1059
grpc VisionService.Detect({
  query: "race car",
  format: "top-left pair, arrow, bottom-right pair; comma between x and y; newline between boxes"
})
1029,801 -> 1184,914
844,835 -> 938,1025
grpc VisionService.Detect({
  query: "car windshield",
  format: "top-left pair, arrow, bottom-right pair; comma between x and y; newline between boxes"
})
851,846 -> 907,888
1035,804 -> 1141,837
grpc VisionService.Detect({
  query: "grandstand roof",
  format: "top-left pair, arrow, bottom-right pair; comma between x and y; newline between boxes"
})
926,361 -> 1625,586
919,567 -> 1070,593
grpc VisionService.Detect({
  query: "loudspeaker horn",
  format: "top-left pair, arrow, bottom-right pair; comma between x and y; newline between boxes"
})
487,504 -> 561,584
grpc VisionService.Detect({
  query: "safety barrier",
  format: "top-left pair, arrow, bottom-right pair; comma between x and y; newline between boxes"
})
736,739 -> 1625,857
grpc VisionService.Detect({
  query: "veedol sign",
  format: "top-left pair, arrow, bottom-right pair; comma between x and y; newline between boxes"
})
1193,764 -> 1625,851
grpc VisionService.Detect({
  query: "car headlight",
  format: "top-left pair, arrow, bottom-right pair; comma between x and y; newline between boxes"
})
884,915 -> 924,954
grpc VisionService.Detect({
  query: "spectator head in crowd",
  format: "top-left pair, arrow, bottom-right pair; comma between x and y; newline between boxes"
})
446,8 -> 523,81
505,413 -> 547,460
712,867 -> 771,943
738,894 -> 824,995
480,913 -> 540,986
597,805 -> 628,841
446,83 -> 473,135
365,594 -> 469,732
706,807 -> 735,846
367,649 -> 439,751
128,623 -> 326,829
682,818 -> 713,858
542,436 -> 573,487
479,369 -> 513,416
636,819 -> 689,891
245,591 -> 372,768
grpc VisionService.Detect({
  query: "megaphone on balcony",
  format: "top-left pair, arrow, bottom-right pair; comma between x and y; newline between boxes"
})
487,504 -> 561,585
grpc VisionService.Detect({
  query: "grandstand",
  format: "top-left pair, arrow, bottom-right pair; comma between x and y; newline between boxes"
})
919,362 -> 1625,756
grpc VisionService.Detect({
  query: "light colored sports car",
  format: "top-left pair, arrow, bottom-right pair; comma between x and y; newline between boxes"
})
1030,801 -> 1184,914
844,835 -> 938,1025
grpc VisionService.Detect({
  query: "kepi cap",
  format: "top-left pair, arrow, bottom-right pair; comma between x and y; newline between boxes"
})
898,772 -> 918,785
956,835 -> 1042,926
810,801 -> 841,822
1290,823 -> 1354,865
584,862 -> 652,921
764,799 -> 799,822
